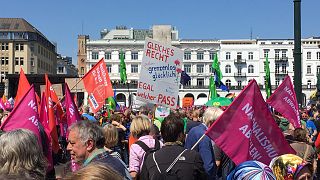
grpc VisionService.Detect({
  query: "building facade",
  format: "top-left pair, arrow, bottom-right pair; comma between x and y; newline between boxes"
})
57,54 -> 78,76
78,25 -> 320,107
0,18 -> 57,96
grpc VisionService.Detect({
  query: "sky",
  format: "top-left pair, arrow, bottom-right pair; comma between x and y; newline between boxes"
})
1,0 -> 319,65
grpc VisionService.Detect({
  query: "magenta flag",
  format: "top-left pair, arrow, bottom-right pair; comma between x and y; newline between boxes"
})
267,76 -> 301,128
205,79 -> 295,165
0,100 -> 5,110
0,85 -> 42,145
65,83 -> 81,127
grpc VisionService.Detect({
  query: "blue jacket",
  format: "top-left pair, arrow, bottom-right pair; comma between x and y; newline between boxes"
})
185,123 -> 216,179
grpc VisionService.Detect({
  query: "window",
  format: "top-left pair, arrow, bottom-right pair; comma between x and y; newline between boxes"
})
5,57 -> 8,65
119,52 -> 125,60
276,78 -> 280,86
31,58 -> 35,66
92,52 -> 99,59
317,66 -> 320,75
263,49 -> 269,58
281,50 -> 287,59
307,52 -> 311,59
248,52 -> 253,60
197,78 -> 204,87
184,64 -> 191,73
196,64 -> 204,73
226,79 -> 231,87
237,52 -> 242,60
1,57 -> 4,65
237,80 -> 242,87
307,80 -> 312,89
275,50 -> 280,60
1,43 -> 8,51
209,52 -> 215,60
282,64 -> 287,73
275,63 -> 280,73
184,52 -> 191,60
107,65 -> 112,73
225,65 -> 231,73
226,52 -> 231,60
131,52 -> 138,60
209,66 -> 214,73
15,57 -> 19,65
81,67 -> 85,75
248,65 -> 254,73
131,64 -> 138,73
317,52 -> 320,60
105,52 -> 111,60
307,65 -> 311,74
20,57 -> 24,65
264,61 -> 270,72
15,43 -> 24,51
58,67 -> 64,73
197,52 -> 204,60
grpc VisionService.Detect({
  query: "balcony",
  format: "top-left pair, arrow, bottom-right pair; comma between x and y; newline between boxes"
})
234,59 -> 247,64
275,71 -> 288,75
112,83 -> 138,89
234,72 -> 247,78
275,57 -> 288,62
184,85 -> 209,89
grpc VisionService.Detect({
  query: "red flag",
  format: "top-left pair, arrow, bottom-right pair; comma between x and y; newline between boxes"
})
267,76 -> 301,128
0,85 -> 42,145
14,68 -> 31,106
82,58 -> 113,113
45,74 -> 60,153
39,92 -> 54,171
65,83 -> 81,128
205,79 -> 295,165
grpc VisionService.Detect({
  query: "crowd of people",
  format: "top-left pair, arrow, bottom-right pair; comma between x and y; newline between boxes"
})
1,101 -> 320,180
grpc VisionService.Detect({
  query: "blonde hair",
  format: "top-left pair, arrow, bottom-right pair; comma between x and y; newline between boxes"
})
203,107 -> 223,126
103,124 -> 118,148
64,162 -> 123,180
0,129 -> 47,179
130,115 -> 151,138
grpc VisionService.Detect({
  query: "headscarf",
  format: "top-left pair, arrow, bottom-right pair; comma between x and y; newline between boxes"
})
227,160 -> 276,180
269,154 -> 312,180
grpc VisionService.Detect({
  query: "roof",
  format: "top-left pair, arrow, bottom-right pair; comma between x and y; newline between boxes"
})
0,18 -> 44,35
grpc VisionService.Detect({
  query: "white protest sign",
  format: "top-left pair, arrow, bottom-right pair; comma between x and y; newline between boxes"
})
137,38 -> 183,109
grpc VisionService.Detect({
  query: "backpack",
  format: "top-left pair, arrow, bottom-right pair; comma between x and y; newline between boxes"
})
151,149 -> 187,180
135,138 -> 161,164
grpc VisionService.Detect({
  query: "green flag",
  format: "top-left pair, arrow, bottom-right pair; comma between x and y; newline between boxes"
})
212,53 -> 222,81
119,50 -> 127,84
209,75 -> 217,99
265,55 -> 272,98
107,96 -> 116,111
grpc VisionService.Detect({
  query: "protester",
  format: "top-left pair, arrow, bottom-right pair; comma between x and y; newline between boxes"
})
140,114 -> 207,180
64,162 -> 123,180
185,107 -> 223,179
66,120 -> 131,179
302,112 -> 318,142
103,123 -> 122,160
290,128 -> 316,164
129,115 -> 162,179
0,129 -> 47,179
227,160 -> 276,180
111,113 -> 127,161
185,109 -> 201,134
270,154 -> 314,179
214,144 -> 236,179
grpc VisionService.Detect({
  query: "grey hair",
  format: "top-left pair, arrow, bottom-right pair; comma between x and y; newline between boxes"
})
69,121 -> 106,149
0,129 -> 47,179
203,107 -> 223,126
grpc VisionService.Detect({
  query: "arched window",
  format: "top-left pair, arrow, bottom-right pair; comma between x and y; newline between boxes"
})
248,65 -> 254,73
307,80 -> 312,89
226,79 -> 231,87
225,65 -> 231,74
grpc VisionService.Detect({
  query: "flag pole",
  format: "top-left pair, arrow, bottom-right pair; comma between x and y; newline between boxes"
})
190,134 -> 206,150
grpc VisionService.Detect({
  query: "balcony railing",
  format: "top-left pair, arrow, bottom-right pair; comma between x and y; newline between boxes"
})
275,57 -> 288,62
234,72 -> 247,77
275,71 -> 288,75
234,59 -> 247,64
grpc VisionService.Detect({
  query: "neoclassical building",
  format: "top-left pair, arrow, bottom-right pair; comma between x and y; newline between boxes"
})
78,25 -> 320,107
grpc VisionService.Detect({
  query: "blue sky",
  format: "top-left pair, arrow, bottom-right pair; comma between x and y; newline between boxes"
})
2,0 -> 319,65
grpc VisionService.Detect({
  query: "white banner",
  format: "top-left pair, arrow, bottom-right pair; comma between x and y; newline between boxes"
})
137,38 -> 183,109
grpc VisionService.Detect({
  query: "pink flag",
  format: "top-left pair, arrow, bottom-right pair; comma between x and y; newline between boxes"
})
65,83 -> 81,128
0,100 -> 5,110
39,93 -> 54,171
0,85 -> 42,145
267,76 -> 301,128
205,79 -> 295,165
